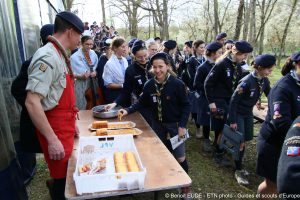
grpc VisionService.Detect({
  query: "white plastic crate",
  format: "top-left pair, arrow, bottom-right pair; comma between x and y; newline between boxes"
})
73,135 -> 147,195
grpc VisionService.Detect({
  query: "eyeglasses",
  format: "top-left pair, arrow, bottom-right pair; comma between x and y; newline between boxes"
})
84,43 -> 94,46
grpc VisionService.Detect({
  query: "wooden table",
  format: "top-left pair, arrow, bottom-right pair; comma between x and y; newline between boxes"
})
253,103 -> 268,123
65,111 -> 192,199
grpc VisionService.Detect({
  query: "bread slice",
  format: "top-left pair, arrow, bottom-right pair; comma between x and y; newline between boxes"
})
92,121 -> 108,129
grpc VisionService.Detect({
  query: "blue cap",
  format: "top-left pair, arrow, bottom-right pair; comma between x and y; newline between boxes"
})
185,40 -> 193,48
164,40 -> 177,49
131,40 -> 146,55
150,52 -> 170,65
56,11 -> 84,33
235,40 -> 253,53
216,32 -> 227,40
255,54 -> 276,67
154,37 -> 161,41
291,51 -> 300,62
206,42 -> 223,52
40,24 -> 54,45
224,39 -> 234,45
128,38 -> 137,48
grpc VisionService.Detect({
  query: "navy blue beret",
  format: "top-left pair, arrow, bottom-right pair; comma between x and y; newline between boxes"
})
185,40 -> 193,48
150,52 -> 170,65
224,39 -> 234,45
216,32 -> 227,40
234,40 -> 253,53
291,51 -> 300,62
128,38 -> 137,48
154,37 -> 161,41
164,40 -> 177,50
40,24 -> 54,45
255,54 -> 276,68
206,42 -> 223,52
56,11 -> 84,33
131,40 -> 146,54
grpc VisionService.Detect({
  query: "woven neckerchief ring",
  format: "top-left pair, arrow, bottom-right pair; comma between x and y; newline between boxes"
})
154,73 -> 171,122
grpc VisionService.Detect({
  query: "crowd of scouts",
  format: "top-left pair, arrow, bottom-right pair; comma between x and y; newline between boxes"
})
6,10 -> 300,200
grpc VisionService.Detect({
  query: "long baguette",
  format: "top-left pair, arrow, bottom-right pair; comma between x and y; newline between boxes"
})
125,152 -> 140,172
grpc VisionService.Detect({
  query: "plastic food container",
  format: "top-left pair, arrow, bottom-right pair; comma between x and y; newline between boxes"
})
73,135 -> 146,194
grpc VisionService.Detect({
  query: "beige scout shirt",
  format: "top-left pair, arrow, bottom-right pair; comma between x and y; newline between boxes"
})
26,42 -> 68,111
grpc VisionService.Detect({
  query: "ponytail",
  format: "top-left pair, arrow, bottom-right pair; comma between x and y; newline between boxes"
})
281,57 -> 294,76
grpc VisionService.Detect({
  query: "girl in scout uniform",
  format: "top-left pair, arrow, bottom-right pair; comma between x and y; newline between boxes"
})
162,40 -> 178,74
105,40 -> 153,125
71,35 -> 98,110
204,40 -> 253,165
182,40 -> 206,139
102,37 -> 128,103
194,42 -> 223,152
256,51 -> 300,198
118,52 -> 191,195
228,54 -> 275,185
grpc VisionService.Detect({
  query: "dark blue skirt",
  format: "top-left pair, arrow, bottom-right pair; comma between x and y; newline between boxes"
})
256,133 -> 281,183
188,91 -> 200,114
196,95 -> 210,126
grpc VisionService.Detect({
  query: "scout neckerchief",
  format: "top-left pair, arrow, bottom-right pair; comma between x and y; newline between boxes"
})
291,69 -> 300,87
154,73 -> 171,122
196,54 -> 205,65
226,54 -> 237,90
252,71 -> 264,104
47,35 -> 74,78
82,49 -> 93,67
135,61 -> 149,81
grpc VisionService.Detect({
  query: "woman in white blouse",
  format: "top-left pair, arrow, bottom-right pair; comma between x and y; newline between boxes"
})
102,37 -> 128,103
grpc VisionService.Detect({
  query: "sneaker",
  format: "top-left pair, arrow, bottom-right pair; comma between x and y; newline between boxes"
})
235,170 -> 249,185
195,128 -> 202,139
181,187 -> 192,200
241,169 -> 250,176
213,152 -> 232,167
203,139 -> 213,153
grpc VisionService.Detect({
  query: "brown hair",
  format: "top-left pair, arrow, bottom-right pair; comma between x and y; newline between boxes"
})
193,40 -> 205,55
111,37 -> 126,51
54,16 -> 76,33
281,57 -> 295,76
149,57 -> 177,77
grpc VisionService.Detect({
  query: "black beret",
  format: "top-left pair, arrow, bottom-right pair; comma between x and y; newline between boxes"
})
154,37 -> 161,41
128,38 -> 137,48
255,54 -> 276,68
150,52 -> 170,65
184,40 -> 193,48
56,11 -> 84,33
224,39 -> 234,45
291,51 -> 300,62
40,24 -> 54,45
131,40 -> 146,55
164,40 -> 177,50
234,40 -> 253,53
206,42 -> 223,52
216,32 -> 227,40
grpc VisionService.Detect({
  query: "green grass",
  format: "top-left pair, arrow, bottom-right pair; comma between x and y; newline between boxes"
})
27,67 -> 283,199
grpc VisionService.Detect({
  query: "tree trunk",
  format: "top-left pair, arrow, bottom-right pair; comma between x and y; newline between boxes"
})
258,0 -> 266,54
101,0 -> 106,23
213,0 -> 220,37
249,0 -> 256,51
153,14 -> 157,37
234,0 -> 245,40
277,0 -> 298,66
243,0 -> 250,40
162,0 -> 169,40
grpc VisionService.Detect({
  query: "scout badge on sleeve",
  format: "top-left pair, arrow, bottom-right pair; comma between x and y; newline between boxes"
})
273,102 -> 282,119
39,63 -> 48,72
238,82 -> 246,94
287,146 -> 300,157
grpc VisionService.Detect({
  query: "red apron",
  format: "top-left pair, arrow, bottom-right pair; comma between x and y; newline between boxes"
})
36,44 -> 78,179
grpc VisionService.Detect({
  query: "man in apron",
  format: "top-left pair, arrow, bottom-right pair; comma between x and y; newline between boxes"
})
25,11 -> 84,200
